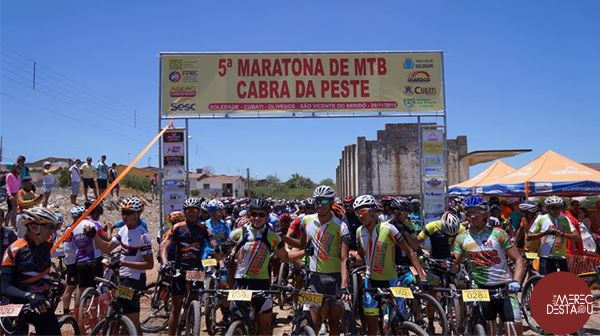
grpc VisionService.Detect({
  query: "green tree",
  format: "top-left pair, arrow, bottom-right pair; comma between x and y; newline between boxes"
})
265,174 -> 281,187
285,173 -> 315,189
319,178 -> 335,188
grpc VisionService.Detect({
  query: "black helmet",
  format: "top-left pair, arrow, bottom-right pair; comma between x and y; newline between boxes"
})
249,198 -> 270,211
390,197 -> 411,212
85,199 -> 104,215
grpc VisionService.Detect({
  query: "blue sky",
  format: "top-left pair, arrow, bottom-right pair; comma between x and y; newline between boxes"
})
1,1 -> 599,183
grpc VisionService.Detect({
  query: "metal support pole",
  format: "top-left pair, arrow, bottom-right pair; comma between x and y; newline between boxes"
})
158,57 -> 164,233
185,119 -> 190,196
418,116 -> 423,221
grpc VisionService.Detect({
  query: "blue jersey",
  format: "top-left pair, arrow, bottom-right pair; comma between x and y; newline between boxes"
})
113,219 -> 148,231
202,218 -> 231,257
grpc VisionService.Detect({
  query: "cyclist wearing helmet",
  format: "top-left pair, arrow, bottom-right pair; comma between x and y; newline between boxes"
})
158,211 -> 185,264
229,198 -> 290,336
409,198 -> 423,233
452,195 -> 525,335
527,196 -> 581,275
60,205 -> 84,315
1,207 -> 61,335
203,199 -> 231,256
199,199 -> 211,222
386,197 -> 422,255
513,201 -> 540,250
354,195 -> 426,335
297,185 -> 352,336
90,197 -> 153,335
0,209 -> 18,266
161,197 -> 216,336
378,195 -> 395,223
67,200 -> 109,311
418,211 -> 466,260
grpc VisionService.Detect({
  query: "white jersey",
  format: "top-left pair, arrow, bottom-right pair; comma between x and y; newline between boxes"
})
112,224 -> 153,280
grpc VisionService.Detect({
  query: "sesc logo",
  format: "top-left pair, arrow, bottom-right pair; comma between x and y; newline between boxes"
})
403,57 -> 414,69
408,71 -> 431,82
170,103 -> 196,112
169,71 -> 182,82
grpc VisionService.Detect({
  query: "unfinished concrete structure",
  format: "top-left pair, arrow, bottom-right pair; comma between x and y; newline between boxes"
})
336,123 -> 529,198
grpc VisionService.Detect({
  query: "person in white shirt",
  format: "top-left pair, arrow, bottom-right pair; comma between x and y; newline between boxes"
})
68,159 -> 82,205
41,161 -> 62,207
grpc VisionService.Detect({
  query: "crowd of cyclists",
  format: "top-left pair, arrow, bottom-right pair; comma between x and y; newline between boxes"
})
0,182 -> 590,335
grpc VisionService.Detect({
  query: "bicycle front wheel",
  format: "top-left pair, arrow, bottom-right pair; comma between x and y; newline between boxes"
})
388,321 -> 428,336
521,274 -> 545,334
90,316 -> 137,336
140,281 -> 171,333
224,320 -> 247,336
78,286 -> 101,332
184,300 -> 201,336
58,315 -> 81,336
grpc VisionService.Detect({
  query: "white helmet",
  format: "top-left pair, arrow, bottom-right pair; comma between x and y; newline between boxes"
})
353,194 -> 378,210
313,185 -> 335,199
441,211 -> 461,236
544,195 -> 564,207
519,201 -> 539,213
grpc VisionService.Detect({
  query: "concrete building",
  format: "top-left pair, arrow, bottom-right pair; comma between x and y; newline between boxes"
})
190,175 -> 246,198
336,123 -> 529,197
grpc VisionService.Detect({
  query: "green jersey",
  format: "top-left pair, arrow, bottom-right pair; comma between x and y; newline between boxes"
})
302,214 -> 350,273
357,222 -> 403,281
529,214 -> 574,258
230,225 -> 281,280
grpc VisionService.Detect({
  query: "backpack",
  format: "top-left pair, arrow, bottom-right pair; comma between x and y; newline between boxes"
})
233,225 -> 273,258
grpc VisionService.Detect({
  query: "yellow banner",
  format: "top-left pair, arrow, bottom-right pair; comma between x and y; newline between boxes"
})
161,52 -> 444,114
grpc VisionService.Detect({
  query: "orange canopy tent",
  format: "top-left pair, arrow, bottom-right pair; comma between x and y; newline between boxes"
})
478,150 -> 600,196
449,160 -> 516,195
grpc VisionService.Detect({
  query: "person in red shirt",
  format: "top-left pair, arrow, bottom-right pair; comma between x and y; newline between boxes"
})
564,204 -> 584,255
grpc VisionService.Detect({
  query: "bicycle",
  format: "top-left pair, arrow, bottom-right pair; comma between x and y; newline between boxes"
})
89,276 -> 139,336
140,268 -> 172,333
271,284 -> 318,336
221,288 -> 282,336
363,287 -> 428,335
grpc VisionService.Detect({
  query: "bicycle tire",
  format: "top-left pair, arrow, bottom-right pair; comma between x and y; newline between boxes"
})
448,283 -> 462,326
78,286 -> 100,332
342,302 -> 358,336
277,262 -> 290,309
473,323 -> 486,336
224,320 -> 247,336
387,321 -> 428,336
184,300 -> 201,336
297,325 -> 316,336
90,316 -> 136,336
521,274 -> 545,335
140,281 -> 170,333
58,315 -> 81,336
351,271 -> 367,332
409,292 -> 449,335
204,290 -> 218,336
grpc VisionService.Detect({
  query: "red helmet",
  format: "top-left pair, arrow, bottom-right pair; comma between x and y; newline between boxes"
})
343,195 -> 355,205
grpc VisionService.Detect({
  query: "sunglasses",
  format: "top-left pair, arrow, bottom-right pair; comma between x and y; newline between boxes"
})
31,223 -> 57,231
250,212 -> 268,218
466,211 -> 484,217
121,210 -> 136,216
357,207 -> 376,216
548,206 -> 562,211
315,199 -> 331,206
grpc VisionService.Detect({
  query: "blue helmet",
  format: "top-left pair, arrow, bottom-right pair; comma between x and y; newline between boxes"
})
462,195 -> 487,209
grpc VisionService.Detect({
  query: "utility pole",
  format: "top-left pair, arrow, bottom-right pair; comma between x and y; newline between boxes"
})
134,110 -> 137,128
148,156 -> 151,167
33,62 -> 36,90
0,136 -> 3,162
246,168 -> 250,197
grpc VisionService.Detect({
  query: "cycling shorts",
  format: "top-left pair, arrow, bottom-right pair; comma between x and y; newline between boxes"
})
233,278 -> 272,314
539,257 -> 568,275
118,275 -> 146,314
66,264 -> 79,286
307,272 -> 341,307
76,258 -> 103,289
170,272 -> 202,297
479,284 -> 522,323
363,272 -> 414,317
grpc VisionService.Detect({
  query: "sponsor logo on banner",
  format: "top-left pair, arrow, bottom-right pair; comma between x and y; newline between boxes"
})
424,189 -> 445,199
404,86 -> 436,96
181,70 -> 198,82
415,59 -> 434,68
165,192 -> 185,201
403,98 -> 415,108
170,103 -> 196,112
423,154 -> 443,165
403,57 -> 414,69
165,201 -> 183,213
164,131 -> 184,143
164,144 -> 184,155
170,86 -> 197,98
424,166 -> 443,175
169,71 -> 181,82
426,177 -> 443,188
424,201 -> 445,213
163,156 -> 185,166
403,86 -> 414,95
408,71 -> 431,82
164,167 -> 186,179
163,180 -> 186,190
534,182 -> 552,192
168,59 -> 198,70
426,131 -> 439,142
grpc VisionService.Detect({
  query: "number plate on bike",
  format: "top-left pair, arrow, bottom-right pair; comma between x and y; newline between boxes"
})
0,304 -> 23,317
390,287 -> 414,299
202,258 -> 218,267
115,286 -> 135,300
462,289 -> 490,302
185,270 -> 205,282
298,291 -> 324,306
227,290 -> 253,301
525,252 -> 539,260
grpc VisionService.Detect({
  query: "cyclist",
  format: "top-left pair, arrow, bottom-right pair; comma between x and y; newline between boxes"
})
297,185 -> 352,336
513,201 -> 539,250
452,195 -> 525,336
527,195 -> 581,274
60,205 -> 85,315
160,197 -> 216,336
0,207 -> 61,335
199,199 -> 211,222
378,195 -> 395,223
387,197 -> 422,254
69,200 -> 110,312
418,210 -> 465,260
409,198 -> 423,233
90,197 -> 154,335
354,195 -> 426,336
158,211 -> 185,264
489,203 -> 514,235
228,198 -> 290,336
0,209 -> 18,266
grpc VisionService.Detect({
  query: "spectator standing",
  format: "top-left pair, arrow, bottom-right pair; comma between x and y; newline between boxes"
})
80,157 -> 98,201
68,159 -> 82,205
41,161 -> 62,207
97,155 -> 109,196
108,163 -> 119,197
151,173 -> 158,200
16,176 -> 43,236
16,155 -> 31,189
5,164 -> 21,228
